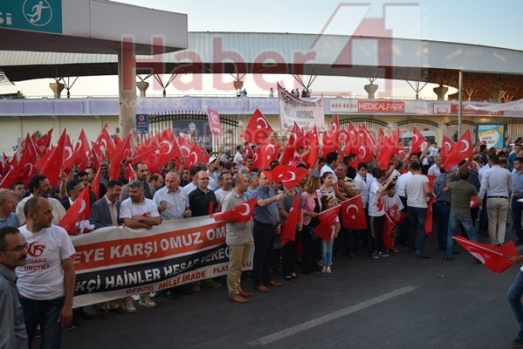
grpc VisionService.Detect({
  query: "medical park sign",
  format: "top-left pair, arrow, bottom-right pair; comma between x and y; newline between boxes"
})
0,0 -> 62,34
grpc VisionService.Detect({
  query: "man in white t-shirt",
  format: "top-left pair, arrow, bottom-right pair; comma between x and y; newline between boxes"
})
427,156 -> 443,178
17,197 -> 76,349
405,162 -> 433,258
119,180 -> 161,311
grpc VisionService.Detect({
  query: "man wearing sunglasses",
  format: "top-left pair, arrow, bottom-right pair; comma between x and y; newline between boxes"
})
0,226 -> 28,349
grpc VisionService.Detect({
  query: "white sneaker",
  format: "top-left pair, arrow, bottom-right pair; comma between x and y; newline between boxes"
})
124,301 -> 136,313
149,291 -> 156,298
326,267 -> 332,274
131,294 -> 140,301
321,266 -> 326,273
139,297 -> 156,308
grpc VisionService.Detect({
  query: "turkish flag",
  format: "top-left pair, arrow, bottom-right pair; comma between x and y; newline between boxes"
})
383,214 -> 395,250
440,135 -> 455,162
207,108 -> 223,135
109,133 -> 132,180
177,135 -> 193,159
425,197 -> 435,235
59,187 -> 91,235
409,127 -> 426,154
38,129 -> 67,187
0,142 -> 38,189
243,143 -> 255,163
377,128 -> 400,170
33,128 -> 53,158
133,129 -> 181,172
243,109 -> 274,145
72,129 -> 91,171
252,140 -> 280,170
95,124 -> 116,158
323,116 -> 340,155
312,206 -> 341,243
280,122 -> 305,164
303,126 -> 319,169
185,142 -> 208,169
264,164 -> 309,191
340,196 -> 367,230
453,236 -> 516,273
343,122 -> 360,156
62,133 -> 76,169
442,129 -> 474,172
359,124 -> 376,150
213,197 -> 257,223
355,137 -> 375,165
92,167 -> 101,200
281,195 -> 300,246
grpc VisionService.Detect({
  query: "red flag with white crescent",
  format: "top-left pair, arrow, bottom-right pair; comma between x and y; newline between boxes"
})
440,135 -> 455,162
442,129 -> 474,172
243,109 -> 274,145
264,165 -> 309,191
281,195 -> 300,246
340,196 -> 367,230
453,236 -> 516,273
409,126 -> 427,154
312,206 -> 341,243
58,187 -> 91,235
213,197 -> 257,223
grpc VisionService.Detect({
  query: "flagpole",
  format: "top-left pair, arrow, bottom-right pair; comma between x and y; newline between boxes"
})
453,237 -> 510,258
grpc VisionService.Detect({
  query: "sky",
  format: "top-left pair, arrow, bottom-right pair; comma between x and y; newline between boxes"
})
2,0 -> 523,99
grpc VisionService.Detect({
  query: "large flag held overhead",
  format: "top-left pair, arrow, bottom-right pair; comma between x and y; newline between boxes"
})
263,164 -> 309,191
213,197 -> 257,223
243,109 -> 274,145
409,126 -> 427,154
442,129 -> 474,172
440,135 -> 455,162
453,236 -> 516,273
252,139 -> 281,170
313,206 -> 341,243
207,108 -> 223,135
37,129 -> 67,187
281,195 -> 300,246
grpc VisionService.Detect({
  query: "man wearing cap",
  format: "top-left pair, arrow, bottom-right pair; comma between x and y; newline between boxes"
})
220,147 -> 232,164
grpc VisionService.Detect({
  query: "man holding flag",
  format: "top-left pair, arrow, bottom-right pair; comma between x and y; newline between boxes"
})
221,174 -> 254,303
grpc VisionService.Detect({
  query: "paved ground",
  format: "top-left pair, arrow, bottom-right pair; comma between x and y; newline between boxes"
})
57,235 -> 520,349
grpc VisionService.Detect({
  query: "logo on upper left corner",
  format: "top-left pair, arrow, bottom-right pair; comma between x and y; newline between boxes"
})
23,0 -> 53,27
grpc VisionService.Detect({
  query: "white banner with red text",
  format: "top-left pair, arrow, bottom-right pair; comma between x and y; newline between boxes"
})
71,216 -> 252,307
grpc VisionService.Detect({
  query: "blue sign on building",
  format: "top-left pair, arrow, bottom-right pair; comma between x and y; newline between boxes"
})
1,0 -> 63,34
136,114 -> 149,134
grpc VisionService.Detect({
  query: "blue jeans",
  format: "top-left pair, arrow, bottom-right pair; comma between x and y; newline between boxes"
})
321,238 -> 334,267
512,197 -> 523,241
434,201 -> 451,248
508,270 -> 523,331
446,213 -> 478,256
20,296 -> 65,349
408,206 -> 427,252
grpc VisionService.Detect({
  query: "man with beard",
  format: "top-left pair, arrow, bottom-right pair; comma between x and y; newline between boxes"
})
17,197 -> 76,349
120,180 -> 161,311
0,226 -> 28,348
15,175 -> 66,225
120,162 -> 155,201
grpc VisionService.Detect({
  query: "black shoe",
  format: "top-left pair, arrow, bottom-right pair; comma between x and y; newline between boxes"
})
513,330 -> 523,348
164,290 -> 179,300
74,308 -> 94,320
415,251 -> 431,259
444,255 -> 453,261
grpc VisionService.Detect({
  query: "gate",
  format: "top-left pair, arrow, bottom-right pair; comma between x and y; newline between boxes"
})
144,111 -> 239,152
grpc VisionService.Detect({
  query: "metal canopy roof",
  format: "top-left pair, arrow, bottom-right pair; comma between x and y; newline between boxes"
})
1,32 -> 523,101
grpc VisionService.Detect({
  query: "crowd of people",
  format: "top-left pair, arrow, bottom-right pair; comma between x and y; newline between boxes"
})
5,135 -> 523,348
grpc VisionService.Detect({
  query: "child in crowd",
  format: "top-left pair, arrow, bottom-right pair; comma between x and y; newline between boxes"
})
382,182 -> 404,253
320,196 -> 340,273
